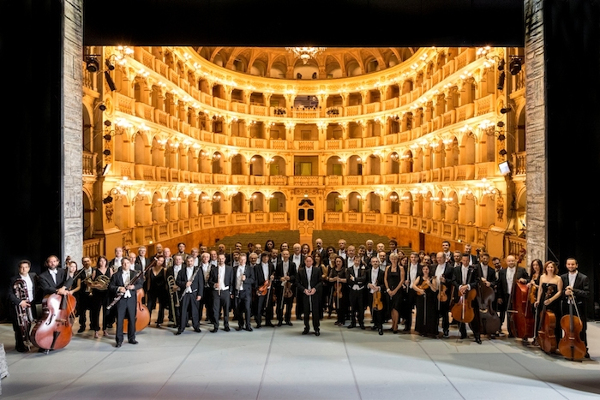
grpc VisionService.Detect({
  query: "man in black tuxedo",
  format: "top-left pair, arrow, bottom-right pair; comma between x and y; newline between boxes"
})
233,253 -> 255,331
496,254 -> 529,336
8,260 -> 38,352
402,252 -> 423,333
296,255 -> 323,336
451,254 -> 482,343
108,247 -> 124,272
134,246 -> 150,271
108,258 -> 143,347
347,254 -> 367,329
254,252 -> 275,328
432,252 -> 455,337
38,255 -> 73,297
275,249 -> 296,326
290,243 -> 305,321
175,255 -> 204,335
209,254 -> 234,332
561,257 -> 590,358
464,244 -> 479,266
312,238 -> 327,262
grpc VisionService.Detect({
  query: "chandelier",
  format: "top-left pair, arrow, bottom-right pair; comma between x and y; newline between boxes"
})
285,47 -> 326,64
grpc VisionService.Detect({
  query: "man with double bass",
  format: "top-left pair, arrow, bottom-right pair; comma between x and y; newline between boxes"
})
496,254 -> 529,337
8,260 -> 38,352
560,258 -> 590,358
108,258 -> 144,347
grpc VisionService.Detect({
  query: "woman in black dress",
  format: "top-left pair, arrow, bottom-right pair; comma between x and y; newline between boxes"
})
535,261 -> 563,345
385,253 -> 405,333
527,258 -> 542,344
145,255 -> 167,327
90,255 -> 113,338
329,256 -> 348,326
412,265 -> 439,337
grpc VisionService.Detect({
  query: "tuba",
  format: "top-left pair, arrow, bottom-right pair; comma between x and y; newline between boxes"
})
13,279 -> 34,351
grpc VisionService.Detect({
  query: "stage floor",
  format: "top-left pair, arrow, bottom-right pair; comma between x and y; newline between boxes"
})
1,315 -> 599,399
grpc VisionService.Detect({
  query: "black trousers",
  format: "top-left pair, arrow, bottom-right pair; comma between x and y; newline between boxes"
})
302,293 -> 320,331
276,286 -> 294,323
146,289 -> 166,325
77,291 -> 93,328
437,299 -> 450,333
115,295 -> 136,343
90,290 -> 109,331
255,291 -> 274,326
235,289 -> 252,328
179,292 -> 200,332
348,288 -> 365,326
199,285 -> 215,324
213,289 -> 231,329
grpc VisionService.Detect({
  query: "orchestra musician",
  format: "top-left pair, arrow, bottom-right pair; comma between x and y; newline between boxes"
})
432,252 -> 454,337
166,254 -> 184,327
254,252 -> 275,328
90,255 -> 112,338
329,256 -> 348,326
560,258 -> 590,358
76,257 -> 95,334
384,253 -> 405,333
296,255 -> 322,336
451,254 -> 482,344
209,254 -> 234,332
233,253 -> 255,331
145,254 -> 167,328
8,260 -> 37,352
38,255 -> 73,299
175,255 -> 203,334
402,252 -> 423,333
108,258 -> 143,347
367,256 -> 386,335
347,254 -> 367,330
497,254 -> 529,337
412,264 -> 439,337
275,249 -> 296,327
198,252 -> 215,326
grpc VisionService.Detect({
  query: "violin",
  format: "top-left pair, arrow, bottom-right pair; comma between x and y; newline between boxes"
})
416,277 -> 431,295
558,294 -> 586,361
438,279 -> 448,302
372,290 -> 383,311
451,287 -> 476,323
31,291 -> 77,352
257,278 -> 271,296
537,285 -> 557,355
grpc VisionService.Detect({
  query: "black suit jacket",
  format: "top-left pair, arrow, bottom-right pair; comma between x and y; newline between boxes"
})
233,264 -> 255,292
254,263 -> 275,288
108,257 -> 124,271
176,266 -> 204,298
312,248 -> 327,262
476,263 -> 498,289
296,266 -> 323,295
346,262 -> 368,289
108,269 -> 144,297
8,273 -> 38,306
365,268 -> 386,298
134,256 -> 151,271
451,264 -> 479,303
560,271 -> 589,315
38,268 -> 73,297
208,265 -> 234,291
497,267 -> 529,302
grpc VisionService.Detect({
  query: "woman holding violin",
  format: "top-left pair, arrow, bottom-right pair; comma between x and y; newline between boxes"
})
90,255 -> 112,338
329,256 -> 348,326
412,264 -> 439,337
535,261 -> 563,352
384,253 -> 405,333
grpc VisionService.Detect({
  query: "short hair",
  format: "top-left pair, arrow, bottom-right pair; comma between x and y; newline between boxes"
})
18,260 -> 31,269
442,240 -> 450,246
389,239 -> 397,246
178,242 -> 186,247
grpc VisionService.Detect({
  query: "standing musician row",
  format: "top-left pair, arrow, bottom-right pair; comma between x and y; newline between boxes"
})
7,244 -> 591,361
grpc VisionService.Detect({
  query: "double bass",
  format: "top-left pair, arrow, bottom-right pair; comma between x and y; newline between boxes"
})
507,281 -> 535,339
31,291 -> 77,353
537,285 -> 557,355
474,278 -> 501,335
558,294 -> 586,361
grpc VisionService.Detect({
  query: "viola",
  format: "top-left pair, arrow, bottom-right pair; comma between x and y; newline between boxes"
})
123,288 -> 151,333
257,278 -> 271,296
558,294 -> 586,361
372,290 -> 383,311
508,281 -> 535,339
31,292 -> 77,352
451,288 -> 476,323
537,285 -> 557,355
416,277 -> 431,295
438,280 -> 448,302
474,279 -> 500,335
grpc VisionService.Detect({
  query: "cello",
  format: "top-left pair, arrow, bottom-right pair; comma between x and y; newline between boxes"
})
451,287 -> 476,323
31,291 -> 77,353
558,294 -> 586,361
537,285 -> 557,355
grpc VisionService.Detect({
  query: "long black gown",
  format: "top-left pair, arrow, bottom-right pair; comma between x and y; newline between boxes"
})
415,280 -> 438,336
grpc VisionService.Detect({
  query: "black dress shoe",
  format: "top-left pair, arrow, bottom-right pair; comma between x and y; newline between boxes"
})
256,324 -> 261,329
115,342 -> 122,348
360,324 -> 366,330
265,322 -> 275,327
302,328 -> 309,335
194,327 -> 202,333
475,337 -> 482,344
443,330 -> 449,337
78,327 -> 85,333
39,348 -> 50,354
211,327 -> 218,333
315,330 -> 320,337
401,328 -> 411,333
379,328 -> 384,335
235,326 -> 243,331
277,321 -> 283,327
347,324 -> 356,329
246,326 -> 253,332
129,339 -> 138,344
224,326 -> 230,332
286,321 -> 293,326
460,333 -> 467,339
174,331 -> 182,335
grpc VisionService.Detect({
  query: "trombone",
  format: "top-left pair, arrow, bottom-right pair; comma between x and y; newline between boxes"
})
167,275 -> 179,327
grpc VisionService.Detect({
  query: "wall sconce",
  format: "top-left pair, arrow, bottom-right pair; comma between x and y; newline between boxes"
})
212,194 -> 222,203
389,194 -> 400,203
499,149 -> 508,156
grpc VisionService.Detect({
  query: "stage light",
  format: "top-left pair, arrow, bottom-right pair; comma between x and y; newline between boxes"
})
499,149 -> 507,156
509,57 -> 522,75
500,106 -> 513,114
85,56 -> 100,72
497,71 -> 505,91
104,71 -> 117,91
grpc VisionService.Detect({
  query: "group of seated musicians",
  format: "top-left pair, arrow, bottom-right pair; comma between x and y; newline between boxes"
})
7,239 -> 590,359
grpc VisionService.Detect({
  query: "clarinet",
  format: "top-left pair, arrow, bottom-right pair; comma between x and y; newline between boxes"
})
107,260 -> 156,309
178,266 -> 201,303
